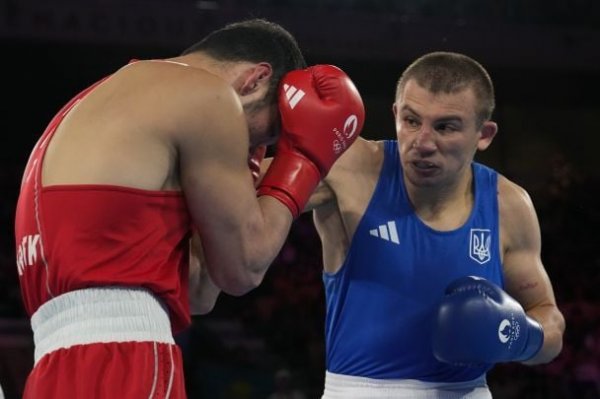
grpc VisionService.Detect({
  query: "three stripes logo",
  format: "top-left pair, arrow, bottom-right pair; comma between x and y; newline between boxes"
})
283,84 -> 305,109
369,221 -> 399,244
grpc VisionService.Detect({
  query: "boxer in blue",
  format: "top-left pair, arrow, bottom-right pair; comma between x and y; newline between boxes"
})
302,51 -> 566,398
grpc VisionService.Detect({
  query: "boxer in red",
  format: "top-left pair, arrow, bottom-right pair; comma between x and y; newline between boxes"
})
14,18 -> 365,398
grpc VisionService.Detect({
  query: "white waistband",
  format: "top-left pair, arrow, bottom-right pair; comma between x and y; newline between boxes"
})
322,371 -> 491,399
31,287 -> 175,364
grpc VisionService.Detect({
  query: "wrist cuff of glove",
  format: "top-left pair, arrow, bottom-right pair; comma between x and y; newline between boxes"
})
257,152 -> 321,219
517,317 -> 544,361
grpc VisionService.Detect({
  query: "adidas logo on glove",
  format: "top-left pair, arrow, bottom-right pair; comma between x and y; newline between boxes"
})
283,84 -> 305,109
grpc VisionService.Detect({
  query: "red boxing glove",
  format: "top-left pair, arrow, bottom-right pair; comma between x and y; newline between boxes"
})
248,145 -> 267,186
257,65 -> 365,218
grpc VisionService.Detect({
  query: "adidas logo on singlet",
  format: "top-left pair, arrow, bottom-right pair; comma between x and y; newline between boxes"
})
369,221 -> 399,244
283,84 -> 305,109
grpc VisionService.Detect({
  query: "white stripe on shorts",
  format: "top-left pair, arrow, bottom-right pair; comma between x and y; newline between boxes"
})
31,286 -> 175,364
322,371 -> 492,399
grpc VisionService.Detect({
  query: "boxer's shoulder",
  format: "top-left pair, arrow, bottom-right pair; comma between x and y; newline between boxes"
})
324,138 -> 383,197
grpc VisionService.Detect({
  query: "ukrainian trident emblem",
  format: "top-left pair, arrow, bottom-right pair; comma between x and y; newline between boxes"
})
469,228 -> 491,264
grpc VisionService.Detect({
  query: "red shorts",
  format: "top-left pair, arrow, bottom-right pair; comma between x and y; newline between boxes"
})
25,287 -> 187,398
24,341 -> 186,398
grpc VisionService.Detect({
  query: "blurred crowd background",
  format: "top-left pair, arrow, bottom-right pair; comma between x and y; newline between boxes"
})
1,0 -> 599,398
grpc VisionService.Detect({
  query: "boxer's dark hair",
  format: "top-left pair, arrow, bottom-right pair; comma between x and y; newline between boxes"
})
183,19 -> 306,105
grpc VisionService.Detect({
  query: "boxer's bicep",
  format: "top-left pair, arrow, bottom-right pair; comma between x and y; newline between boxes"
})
499,177 -> 551,309
175,83 -> 267,294
499,177 -> 565,363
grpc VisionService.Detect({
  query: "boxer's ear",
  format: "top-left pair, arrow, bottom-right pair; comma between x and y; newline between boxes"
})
477,121 -> 497,151
238,63 -> 273,96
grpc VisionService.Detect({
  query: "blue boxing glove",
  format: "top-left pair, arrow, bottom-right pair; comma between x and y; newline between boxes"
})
432,276 -> 544,366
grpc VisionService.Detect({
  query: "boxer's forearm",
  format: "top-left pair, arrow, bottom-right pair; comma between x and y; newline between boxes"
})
522,304 -> 565,365
189,255 -> 221,315
189,235 -> 221,315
